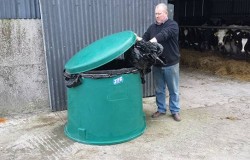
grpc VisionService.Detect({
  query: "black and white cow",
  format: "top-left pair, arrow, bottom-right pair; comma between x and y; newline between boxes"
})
221,29 -> 236,56
200,28 -> 218,52
179,27 -> 190,48
179,27 -> 200,50
233,30 -> 250,60
217,29 -> 227,46
213,28 -> 236,57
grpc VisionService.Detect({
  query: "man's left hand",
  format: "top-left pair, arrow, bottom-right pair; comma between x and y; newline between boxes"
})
150,37 -> 157,43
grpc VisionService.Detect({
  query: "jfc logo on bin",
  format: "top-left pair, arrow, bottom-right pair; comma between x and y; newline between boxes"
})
113,76 -> 123,85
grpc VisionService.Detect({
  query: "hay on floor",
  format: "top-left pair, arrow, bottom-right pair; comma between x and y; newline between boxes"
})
180,49 -> 250,81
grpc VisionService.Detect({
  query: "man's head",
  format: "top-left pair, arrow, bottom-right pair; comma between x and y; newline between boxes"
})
155,3 -> 168,24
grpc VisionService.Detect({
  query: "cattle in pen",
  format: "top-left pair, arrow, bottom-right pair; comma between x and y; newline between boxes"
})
179,25 -> 250,60
233,30 -> 250,60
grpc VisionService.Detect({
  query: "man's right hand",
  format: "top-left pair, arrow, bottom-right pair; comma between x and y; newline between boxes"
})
134,33 -> 143,41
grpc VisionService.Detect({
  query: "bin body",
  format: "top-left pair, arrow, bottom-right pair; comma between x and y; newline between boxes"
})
64,31 -> 146,145
64,69 -> 145,144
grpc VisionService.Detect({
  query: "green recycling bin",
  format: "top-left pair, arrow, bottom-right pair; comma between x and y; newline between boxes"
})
64,31 -> 146,145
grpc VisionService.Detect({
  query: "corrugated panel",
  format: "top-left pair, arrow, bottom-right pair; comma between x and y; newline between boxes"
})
40,0 -> 168,111
210,0 -> 250,16
0,0 -> 41,19
211,0 -> 233,16
233,0 -> 250,15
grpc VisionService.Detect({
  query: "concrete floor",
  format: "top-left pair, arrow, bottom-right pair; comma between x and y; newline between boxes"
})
1,68 -> 250,160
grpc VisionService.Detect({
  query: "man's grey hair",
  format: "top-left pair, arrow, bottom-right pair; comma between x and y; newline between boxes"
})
155,3 -> 168,13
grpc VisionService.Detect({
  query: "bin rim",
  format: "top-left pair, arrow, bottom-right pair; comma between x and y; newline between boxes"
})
80,67 -> 139,79
65,31 -> 136,74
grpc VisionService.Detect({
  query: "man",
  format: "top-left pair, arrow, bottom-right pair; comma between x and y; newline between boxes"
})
136,3 -> 181,121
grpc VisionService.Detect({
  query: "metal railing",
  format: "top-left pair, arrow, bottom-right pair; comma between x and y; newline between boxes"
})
180,25 -> 250,30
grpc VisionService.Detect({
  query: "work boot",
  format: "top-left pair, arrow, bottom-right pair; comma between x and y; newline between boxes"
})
172,113 -> 181,121
151,111 -> 166,118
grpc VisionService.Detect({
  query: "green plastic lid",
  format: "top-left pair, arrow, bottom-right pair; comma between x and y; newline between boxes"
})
65,31 -> 136,74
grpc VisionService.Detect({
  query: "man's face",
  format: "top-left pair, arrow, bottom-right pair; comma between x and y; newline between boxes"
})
155,7 -> 167,24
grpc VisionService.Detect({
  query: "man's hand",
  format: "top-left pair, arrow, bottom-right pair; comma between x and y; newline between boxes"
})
149,37 -> 157,43
137,36 -> 143,41
134,33 -> 143,41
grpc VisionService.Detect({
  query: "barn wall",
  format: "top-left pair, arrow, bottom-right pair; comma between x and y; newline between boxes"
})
0,19 -> 49,116
1,0 -> 171,114
0,0 -> 41,19
178,0 -> 250,26
40,0 -> 168,111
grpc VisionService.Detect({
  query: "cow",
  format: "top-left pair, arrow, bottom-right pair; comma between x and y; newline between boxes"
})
192,28 -> 203,51
214,29 -> 229,55
179,27 -> 190,48
186,28 -> 197,49
214,29 -> 228,46
221,29 -> 235,56
233,30 -> 250,60
179,27 -> 200,49
199,28 -> 218,52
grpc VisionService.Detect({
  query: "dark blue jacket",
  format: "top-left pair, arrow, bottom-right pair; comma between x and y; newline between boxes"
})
142,19 -> 180,67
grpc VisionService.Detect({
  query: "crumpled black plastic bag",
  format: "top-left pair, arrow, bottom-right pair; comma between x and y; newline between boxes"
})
125,40 -> 164,83
125,41 -> 164,71
64,70 -> 82,88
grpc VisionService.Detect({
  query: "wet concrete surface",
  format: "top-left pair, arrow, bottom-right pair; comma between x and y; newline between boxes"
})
0,68 -> 250,160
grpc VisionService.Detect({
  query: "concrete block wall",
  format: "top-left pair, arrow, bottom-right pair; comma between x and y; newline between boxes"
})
0,19 -> 49,116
